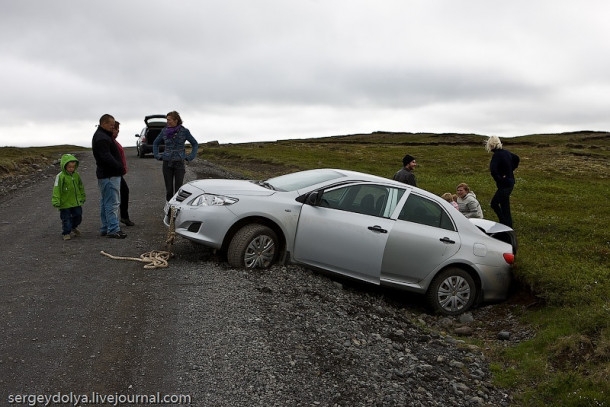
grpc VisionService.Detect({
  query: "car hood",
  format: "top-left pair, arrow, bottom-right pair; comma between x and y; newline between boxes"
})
468,218 -> 514,234
186,179 -> 276,196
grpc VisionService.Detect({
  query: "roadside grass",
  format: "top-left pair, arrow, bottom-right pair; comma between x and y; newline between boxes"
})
204,131 -> 610,406
0,145 -> 88,176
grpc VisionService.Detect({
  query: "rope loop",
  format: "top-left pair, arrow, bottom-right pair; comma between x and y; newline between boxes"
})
100,206 -> 178,269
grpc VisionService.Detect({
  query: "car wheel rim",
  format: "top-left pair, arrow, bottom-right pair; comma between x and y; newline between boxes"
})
244,235 -> 275,268
437,276 -> 471,313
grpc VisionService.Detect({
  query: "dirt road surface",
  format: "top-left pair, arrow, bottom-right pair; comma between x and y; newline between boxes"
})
1,149 -> 190,403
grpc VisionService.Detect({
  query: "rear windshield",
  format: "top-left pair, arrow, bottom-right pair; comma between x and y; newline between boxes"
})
266,169 -> 345,192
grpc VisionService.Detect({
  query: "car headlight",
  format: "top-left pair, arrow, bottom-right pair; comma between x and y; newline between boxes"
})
189,193 -> 238,206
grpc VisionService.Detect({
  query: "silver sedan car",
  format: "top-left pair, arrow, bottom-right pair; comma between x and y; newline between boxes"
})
164,169 -> 517,315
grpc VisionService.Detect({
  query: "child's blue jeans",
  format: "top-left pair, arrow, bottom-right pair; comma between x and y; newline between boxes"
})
60,206 -> 83,236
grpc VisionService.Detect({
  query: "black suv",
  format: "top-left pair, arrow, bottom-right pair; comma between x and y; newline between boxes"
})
135,114 -> 166,158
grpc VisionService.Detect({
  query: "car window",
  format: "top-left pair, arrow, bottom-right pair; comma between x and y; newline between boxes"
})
320,184 -> 404,217
398,194 -> 455,231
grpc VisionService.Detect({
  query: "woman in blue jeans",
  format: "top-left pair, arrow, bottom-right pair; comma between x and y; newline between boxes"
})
486,136 -> 519,228
153,111 -> 199,201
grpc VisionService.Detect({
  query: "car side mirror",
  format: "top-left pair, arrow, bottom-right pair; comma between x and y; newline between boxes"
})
135,134 -> 139,137
305,191 -> 321,206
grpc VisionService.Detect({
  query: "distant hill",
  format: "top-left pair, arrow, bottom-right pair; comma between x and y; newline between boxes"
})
278,130 -> 610,148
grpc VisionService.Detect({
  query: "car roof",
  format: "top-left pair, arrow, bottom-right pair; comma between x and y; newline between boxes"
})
323,168 -> 461,209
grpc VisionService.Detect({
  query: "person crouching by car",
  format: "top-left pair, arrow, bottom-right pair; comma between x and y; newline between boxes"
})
441,192 -> 459,210
52,154 -> 86,240
153,111 -> 199,202
456,183 -> 484,219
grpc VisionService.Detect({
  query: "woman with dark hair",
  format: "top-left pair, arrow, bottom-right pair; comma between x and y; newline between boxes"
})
153,111 -> 199,201
486,136 -> 519,227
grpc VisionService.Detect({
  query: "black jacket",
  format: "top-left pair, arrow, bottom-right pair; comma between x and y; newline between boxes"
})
92,126 -> 124,179
490,149 -> 519,188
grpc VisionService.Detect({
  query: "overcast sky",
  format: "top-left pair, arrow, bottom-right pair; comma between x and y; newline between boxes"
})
2,0 -> 609,148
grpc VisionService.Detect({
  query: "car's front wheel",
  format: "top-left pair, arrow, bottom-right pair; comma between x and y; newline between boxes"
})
427,267 -> 477,315
227,224 -> 278,269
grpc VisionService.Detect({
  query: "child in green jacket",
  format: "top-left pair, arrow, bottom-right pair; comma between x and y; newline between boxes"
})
52,154 -> 86,240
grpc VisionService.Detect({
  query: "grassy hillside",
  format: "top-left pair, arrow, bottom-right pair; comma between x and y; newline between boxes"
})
202,131 -> 610,406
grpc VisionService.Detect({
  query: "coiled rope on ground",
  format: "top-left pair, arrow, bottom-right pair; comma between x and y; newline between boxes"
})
100,207 -> 177,269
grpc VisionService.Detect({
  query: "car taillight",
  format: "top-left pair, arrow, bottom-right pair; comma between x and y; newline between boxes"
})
142,136 -> 147,142
503,253 -> 515,264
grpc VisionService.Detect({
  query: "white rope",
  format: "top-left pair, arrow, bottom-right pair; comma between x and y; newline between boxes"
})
100,207 -> 177,269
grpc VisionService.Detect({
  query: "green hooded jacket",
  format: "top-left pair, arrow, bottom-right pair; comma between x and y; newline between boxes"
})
52,154 -> 86,209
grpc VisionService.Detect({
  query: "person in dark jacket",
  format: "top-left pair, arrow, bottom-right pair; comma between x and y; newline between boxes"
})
486,135 -> 519,228
393,154 -> 417,186
153,111 -> 199,201
92,114 -> 126,239
112,121 -> 134,226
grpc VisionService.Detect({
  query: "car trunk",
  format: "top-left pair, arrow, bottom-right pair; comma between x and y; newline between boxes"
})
146,127 -> 164,146
469,218 -> 518,254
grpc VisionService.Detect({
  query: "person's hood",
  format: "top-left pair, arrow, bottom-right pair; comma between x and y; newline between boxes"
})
60,154 -> 79,173
466,191 -> 477,199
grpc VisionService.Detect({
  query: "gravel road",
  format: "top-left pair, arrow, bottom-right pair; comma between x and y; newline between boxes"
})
0,148 -> 525,406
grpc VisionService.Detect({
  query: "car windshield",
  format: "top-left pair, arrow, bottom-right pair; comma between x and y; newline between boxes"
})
265,169 -> 346,192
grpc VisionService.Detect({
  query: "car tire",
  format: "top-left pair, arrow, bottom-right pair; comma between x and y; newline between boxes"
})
427,267 -> 477,315
138,147 -> 146,158
227,224 -> 278,269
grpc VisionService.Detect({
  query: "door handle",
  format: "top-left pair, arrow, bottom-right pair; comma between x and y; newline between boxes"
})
440,237 -> 455,244
368,225 -> 388,234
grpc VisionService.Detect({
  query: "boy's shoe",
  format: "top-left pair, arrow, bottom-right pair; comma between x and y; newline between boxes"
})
71,228 -> 81,237
63,234 -> 71,241
121,218 -> 135,226
107,230 -> 127,239
100,231 -> 107,236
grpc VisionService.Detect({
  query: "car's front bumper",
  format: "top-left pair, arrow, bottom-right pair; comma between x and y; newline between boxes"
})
164,202 -> 234,249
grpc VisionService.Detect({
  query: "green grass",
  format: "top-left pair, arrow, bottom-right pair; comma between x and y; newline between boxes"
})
203,131 -> 610,406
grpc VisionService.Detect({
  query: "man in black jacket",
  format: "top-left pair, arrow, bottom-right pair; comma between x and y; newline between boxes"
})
92,114 -> 126,238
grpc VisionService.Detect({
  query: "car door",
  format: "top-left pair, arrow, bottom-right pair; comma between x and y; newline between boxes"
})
293,183 -> 402,284
381,193 -> 461,284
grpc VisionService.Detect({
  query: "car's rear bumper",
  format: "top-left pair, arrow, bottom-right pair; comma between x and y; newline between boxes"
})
478,264 -> 513,302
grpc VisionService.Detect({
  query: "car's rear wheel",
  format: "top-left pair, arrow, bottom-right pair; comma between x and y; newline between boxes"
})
227,224 -> 278,269
138,147 -> 146,158
427,267 -> 477,315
